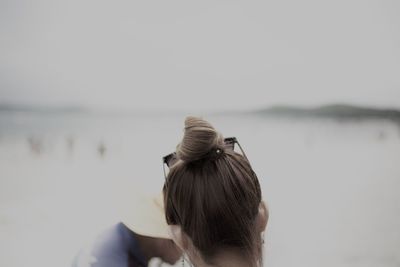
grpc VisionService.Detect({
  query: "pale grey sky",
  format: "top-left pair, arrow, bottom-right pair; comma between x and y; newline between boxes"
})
0,0 -> 399,111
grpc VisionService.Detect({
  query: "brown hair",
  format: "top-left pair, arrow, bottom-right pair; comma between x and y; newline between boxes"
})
163,116 -> 263,266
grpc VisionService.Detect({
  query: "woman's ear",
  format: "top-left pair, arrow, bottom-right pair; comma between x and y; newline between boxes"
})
256,201 -> 269,232
168,225 -> 186,251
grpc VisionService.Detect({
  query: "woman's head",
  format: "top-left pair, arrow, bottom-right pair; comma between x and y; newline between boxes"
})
163,117 -> 268,266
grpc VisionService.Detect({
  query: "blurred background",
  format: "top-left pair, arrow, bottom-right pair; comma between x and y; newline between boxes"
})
1,1 -> 400,267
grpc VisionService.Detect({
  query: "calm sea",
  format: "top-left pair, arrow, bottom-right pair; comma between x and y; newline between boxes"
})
0,112 -> 399,267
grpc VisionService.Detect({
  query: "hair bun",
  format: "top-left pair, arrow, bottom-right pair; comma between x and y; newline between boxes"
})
177,116 -> 224,162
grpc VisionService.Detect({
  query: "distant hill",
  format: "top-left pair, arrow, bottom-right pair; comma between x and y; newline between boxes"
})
2,103 -> 400,121
253,104 -> 400,121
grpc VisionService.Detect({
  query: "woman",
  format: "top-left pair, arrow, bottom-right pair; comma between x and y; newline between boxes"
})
163,117 -> 269,267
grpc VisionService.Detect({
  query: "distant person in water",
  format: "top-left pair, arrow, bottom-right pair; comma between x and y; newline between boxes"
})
66,135 -> 75,155
27,135 -> 43,155
97,142 -> 106,158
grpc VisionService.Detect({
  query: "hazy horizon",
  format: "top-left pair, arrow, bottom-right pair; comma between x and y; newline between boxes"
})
2,101 -> 400,114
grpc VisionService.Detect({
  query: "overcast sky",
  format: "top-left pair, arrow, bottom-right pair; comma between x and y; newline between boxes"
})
0,0 -> 399,111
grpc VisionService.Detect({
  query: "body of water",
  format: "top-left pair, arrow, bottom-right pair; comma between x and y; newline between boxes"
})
0,112 -> 399,267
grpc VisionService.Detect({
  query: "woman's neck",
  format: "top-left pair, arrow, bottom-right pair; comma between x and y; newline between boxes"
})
188,249 -> 254,267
